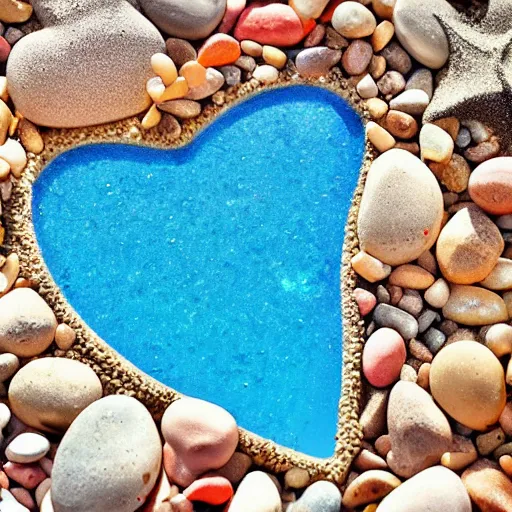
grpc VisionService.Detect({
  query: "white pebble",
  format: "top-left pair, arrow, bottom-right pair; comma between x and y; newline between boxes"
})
357,74 -> 378,99
420,123 -> 454,163
0,402 -> 11,430
389,89 -> 430,115
6,432 -> 50,463
0,489 -> 30,511
252,65 -> 279,84
0,139 -> 27,178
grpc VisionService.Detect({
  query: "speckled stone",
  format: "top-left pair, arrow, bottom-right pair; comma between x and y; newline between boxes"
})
430,341 -> 507,431
140,0 -> 226,40
295,47 -> 341,77
289,480 -> 341,512
358,148 -> 443,265
165,38 -> 197,67
342,470 -> 400,509
52,395 -> 162,512
7,0 -> 165,128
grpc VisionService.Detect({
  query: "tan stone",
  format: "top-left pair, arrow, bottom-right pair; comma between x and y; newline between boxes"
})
0,0 -> 33,23
436,206 -> 504,284
372,0 -> 396,19
18,118 -> 44,154
342,470 -> 400,508
351,251 -> 392,282
284,468 -> 310,489
420,123 -> 454,163
159,77 -> 189,102
366,121 -> 395,153
54,323 -> 76,351
485,323 -> 512,357
388,264 -> 434,289
332,2 -> 377,38
0,138 -> 27,178
179,61 -> 207,88
476,427 -> 505,456
369,55 -> 386,80
141,104 -> 162,130
366,98 -> 388,119
0,253 -> 18,297
385,110 -> 418,139
441,435 -> 477,471
430,341 -> 506,430
151,53 -> 178,86
371,20 -> 394,52
241,40 -> 263,57
424,278 -> 450,309
429,154 -> 471,193
262,46 -> 287,69
480,258 -> 512,290
0,100 -> 12,147
432,117 -> 460,140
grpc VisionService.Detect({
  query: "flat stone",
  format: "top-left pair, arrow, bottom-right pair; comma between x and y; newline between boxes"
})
373,304 -> 418,340
406,68 -> 433,99
389,264 -> 434,289
52,395 -> 162,512
389,89 -> 430,115
219,65 -> 242,87
357,148 -> 443,265
424,278 -> 450,309
8,358 -> 103,433
7,0 -> 165,128
430,341 -> 507,431
158,99 -> 201,119
6,433 -> 50,464
295,47 -> 341,78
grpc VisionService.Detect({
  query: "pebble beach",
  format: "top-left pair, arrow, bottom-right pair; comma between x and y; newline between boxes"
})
1,0 -> 512,511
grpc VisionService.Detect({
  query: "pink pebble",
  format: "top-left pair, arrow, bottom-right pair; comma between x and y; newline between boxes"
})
11,487 -> 36,510
354,288 -> 377,316
234,2 -> 305,47
362,327 -> 406,388
218,0 -> 247,34
39,457 -> 53,477
4,461 -> 47,490
0,37 -> 10,63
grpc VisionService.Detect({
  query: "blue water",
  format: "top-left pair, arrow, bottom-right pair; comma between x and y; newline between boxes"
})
32,86 -> 364,457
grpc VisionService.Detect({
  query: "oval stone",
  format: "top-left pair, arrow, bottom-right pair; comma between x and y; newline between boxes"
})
357,148 -> 443,266
9,358 -> 103,433
442,285 -> 509,326
227,471 -> 280,512
0,288 -> 57,357
295,47 -> 341,78
469,157 -> 512,215
289,481 -> 341,512
436,206 -> 504,284
6,433 -> 50,464
378,466 -> 471,512
430,341 -> 507,430
52,395 -> 162,512
480,258 -> 512,291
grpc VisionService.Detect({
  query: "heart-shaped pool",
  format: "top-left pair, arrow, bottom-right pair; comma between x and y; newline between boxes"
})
32,86 -> 365,457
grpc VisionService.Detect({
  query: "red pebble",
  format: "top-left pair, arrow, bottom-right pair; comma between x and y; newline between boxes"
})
0,37 -> 11,63
183,476 -> 233,505
320,0 -> 345,22
354,288 -> 377,316
218,0 -> 247,34
234,2 -> 305,47
301,18 -> 316,37
3,462 -> 47,490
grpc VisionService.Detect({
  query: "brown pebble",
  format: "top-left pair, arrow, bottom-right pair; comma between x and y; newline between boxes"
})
385,110 -> 418,139
429,154 -> 471,193
354,449 -> 388,471
380,42 -> 411,74
369,55 -> 386,80
371,20 -> 394,52
304,24 -> 326,48
375,435 -> 391,458
342,40 -> 373,76
165,38 -> 197,67
394,141 -> 419,155
417,363 -> 431,390
464,137 -> 501,163
476,427 -> 506,456
432,117 -> 460,140
54,324 -> 76,351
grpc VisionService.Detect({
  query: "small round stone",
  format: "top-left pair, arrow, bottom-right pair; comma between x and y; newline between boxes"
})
424,278 -> 450,309
295,47 -> 342,78
351,251 -> 392,283
485,323 -> 512,357
165,38 -> 197,67
388,264 -> 434,289
54,323 -> 76,350
262,45 -> 287,69
420,123 -> 454,163
216,452 -> 252,484
371,20 -> 395,52
185,67 -> 225,100
151,52 -> 178,86
197,34 -> 241,68
342,39 -> 373,75
357,74 -> 378,99
373,303 -> 418,340
366,121 -> 396,153
430,341 -> 506,431
228,471 -> 281,512
385,110 -> 418,139
240,40 -> 263,57
389,89 -> 430,115
0,352 -> 19,382
252,65 -> 279,84
377,71 -> 406,97
332,2 -> 376,38
342,470 -> 400,508
6,433 -> 50,464
284,467 -> 310,489
366,98 -> 388,119
288,481 -> 341,512
179,61 -> 207,88
380,41 -> 411,74
480,258 -> 512,291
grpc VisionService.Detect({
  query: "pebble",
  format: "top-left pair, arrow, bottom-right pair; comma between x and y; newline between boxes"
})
469,157 -> 512,215
240,40 -> 262,57
227,471 -> 281,512
405,68 -> 433,99
185,67 -> 225,100
385,110 -> 417,139
332,2 -> 376,38
462,459 -> 512,512
342,470 -> 400,508
146,76 -> 165,102
485,323 -> 512,357
389,89 -> 430,116
371,20 -> 394,52
234,56 -> 256,73
170,494 -> 193,512
398,290 -> 422,317
463,120 -> 490,143
400,364 -> 417,383
151,53 -> 178,86
36,479 -> 52,507
417,362 -> 431,389
418,309 -> 439,334
357,74 -> 378,99
424,278 -> 450,309
354,288 -> 377,316
476,427 -> 505,456
456,127 -> 472,148
252,65 -> 279,84
441,435 -> 477,472
18,119 -> 44,155
387,382 -> 452,478
10,487 -> 35,510
389,264 -> 434,289
360,387 -> 389,439
9,358 -> 102,433
6,433 -> 50,464
351,250 -> 392,282
54,323 -> 76,351
358,149 -> 443,265
218,0 -> 247,34
179,61 -> 207,88
365,121 -> 395,152
363,328 -> 406,388
410,339 -> 433,363
0,0 -> 33,23
219,65 -> 242,87
0,138 -> 26,178
162,398 -> 238,487
0,488 -> 30,512
4,462 -> 46,490
216,452 -> 252,484
0,353 -> 17,385
379,466 -> 470,511
295,47 -> 341,77
380,42 -> 411,74
431,118 -> 460,141
373,304 -> 418,340
0,100 -> 11,147
369,54 -> 386,80
377,71 -> 405,97
284,468 -> 310,489
158,77 -> 189,102
429,154 -> 471,193
342,40 -> 373,75
373,0 -> 396,18
365,97 -> 388,119
165,38 -> 197,67
198,34 -> 241,68
141,468 -> 178,512
290,0 -> 330,19
234,3 -> 304,47
39,490 -> 53,512
423,327 -> 446,355
52,395 -> 161,511
465,137 -> 501,163
142,104 -> 162,130
500,455 -> 512,476
430,341 -> 506,430
438,206 -> 503,284
288,481 -> 341,512
183,476 -> 233,505
481,258 -> 512,291
158,99 -> 201,119
420,123 -> 454,163
0,36 -> 10,63
261,45 -> 286,69
0,253 -> 19,297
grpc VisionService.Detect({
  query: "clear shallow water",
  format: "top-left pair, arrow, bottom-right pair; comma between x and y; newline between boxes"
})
32,86 -> 365,457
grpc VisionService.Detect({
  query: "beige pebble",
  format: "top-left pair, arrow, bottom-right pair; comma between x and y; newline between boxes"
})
388,264 -> 434,289
54,323 -> 76,351
369,55 -> 387,80
357,74 -> 378,99
0,100 -> 12,147
375,435 -> 391,457
35,478 -> 51,508
141,104 -> 162,130
342,470 -> 401,508
499,455 -> 512,477
485,323 -> 512,358
252,65 -> 279,84
0,138 -> 27,178
151,53 -> 178,86
18,119 -> 44,155
40,489 -> 54,512
424,278 -> 450,309
0,253 -> 19,296
0,77 -> 8,103
262,46 -> 287,69
146,76 -> 165,102
159,77 -> 189,102
0,158 -> 10,181
284,467 -> 310,489
441,435 -> 478,472
366,98 -> 388,119
371,20 -> 394,52
241,40 -> 263,57
179,61 -> 207,88
420,123 -> 454,163
429,154 -> 471,193
351,251 -> 392,282
417,363 -> 430,390
476,427 -> 505,456
366,121 -> 395,153
0,352 -> 19,382
354,449 -> 387,471
332,2 -> 377,38
480,258 -> 512,291
372,0 -> 396,19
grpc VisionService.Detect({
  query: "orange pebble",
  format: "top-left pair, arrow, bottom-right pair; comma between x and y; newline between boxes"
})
500,455 -> 512,477
320,0 -> 345,22
179,61 -> 207,88
301,18 -> 316,37
0,470 -> 9,489
183,476 -> 233,505
197,34 -> 241,68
